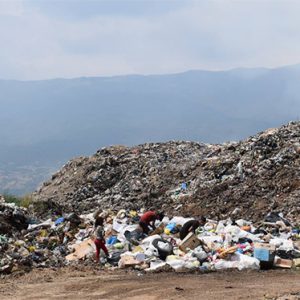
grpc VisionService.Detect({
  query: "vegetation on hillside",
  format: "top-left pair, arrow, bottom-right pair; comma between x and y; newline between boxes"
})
3,193 -> 33,208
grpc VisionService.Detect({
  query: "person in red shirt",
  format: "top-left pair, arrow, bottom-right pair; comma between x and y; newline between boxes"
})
139,211 -> 164,234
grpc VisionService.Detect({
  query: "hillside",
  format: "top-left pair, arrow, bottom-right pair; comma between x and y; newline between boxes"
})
2,65 -> 300,194
33,121 -> 300,222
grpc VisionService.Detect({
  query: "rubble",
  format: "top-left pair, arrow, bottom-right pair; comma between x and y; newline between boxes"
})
32,121 -> 300,223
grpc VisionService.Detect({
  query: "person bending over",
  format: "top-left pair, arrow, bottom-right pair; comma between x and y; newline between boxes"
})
180,216 -> 206,240
139,211 -> 164,234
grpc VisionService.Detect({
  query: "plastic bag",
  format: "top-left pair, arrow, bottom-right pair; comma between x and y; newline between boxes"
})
193,246 -> 208,261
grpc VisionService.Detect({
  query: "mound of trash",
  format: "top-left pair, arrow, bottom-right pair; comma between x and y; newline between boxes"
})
2,121 -> 300,275
1,206 -> 300,275
0,199 -> 28,235
33,121 -> 300,223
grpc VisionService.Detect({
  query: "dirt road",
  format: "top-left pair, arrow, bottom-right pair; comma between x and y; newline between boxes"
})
1,268 -> 300,300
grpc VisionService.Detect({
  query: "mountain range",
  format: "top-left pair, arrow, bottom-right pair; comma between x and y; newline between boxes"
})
1,64 -> 300,194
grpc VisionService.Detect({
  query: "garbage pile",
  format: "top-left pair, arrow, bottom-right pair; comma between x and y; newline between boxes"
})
1,204 -> 300,275
0,201 -> 80,274
0,201 -> 28,235
89,210 -> 300,272
3,121 -> 300,275
32,121 -> 300,223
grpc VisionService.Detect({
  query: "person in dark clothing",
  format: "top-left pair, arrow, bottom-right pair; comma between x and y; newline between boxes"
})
93,216 -> 109,263
180,216 -> 206,240
139,211 -> 164,234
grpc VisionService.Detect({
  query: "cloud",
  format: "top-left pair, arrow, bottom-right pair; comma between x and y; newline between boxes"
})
26,0 -> 188,19
1,0 -> 300,79
0,0 -> 23,16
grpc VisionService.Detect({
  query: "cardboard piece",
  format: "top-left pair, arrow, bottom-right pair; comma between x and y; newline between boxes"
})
274,256 -> 292,268
118,255 -> 142,268
253,242 -> 276,251
66,238 -> 95,261
179,232 -> 201,252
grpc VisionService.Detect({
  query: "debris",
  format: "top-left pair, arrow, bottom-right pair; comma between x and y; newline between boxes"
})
274,257 -> 293,269
118,254 -> 142,268
293,258 -> 300,268
65,238 -> 95,261
0,205 -> 299,275
1,122 -> 300,275
253,243 -> 275,263
179,233 -> 201,253
31,122 -> 300,226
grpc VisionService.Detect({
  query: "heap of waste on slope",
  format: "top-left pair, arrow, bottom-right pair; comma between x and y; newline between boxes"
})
32,121 -> 300,223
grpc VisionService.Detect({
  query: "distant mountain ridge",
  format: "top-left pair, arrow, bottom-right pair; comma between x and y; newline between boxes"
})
1,65 -> 300,194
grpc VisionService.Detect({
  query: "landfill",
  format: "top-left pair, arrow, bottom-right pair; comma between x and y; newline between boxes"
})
1,121 -> 300,275
32,121 -> 300,224
1,201 -> 300,275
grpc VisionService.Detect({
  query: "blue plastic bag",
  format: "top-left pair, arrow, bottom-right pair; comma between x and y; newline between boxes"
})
107,236 -> 118,245
55,217 -> 65,226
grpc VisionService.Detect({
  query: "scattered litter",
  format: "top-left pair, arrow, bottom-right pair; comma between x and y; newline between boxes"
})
1,202 -> 300,275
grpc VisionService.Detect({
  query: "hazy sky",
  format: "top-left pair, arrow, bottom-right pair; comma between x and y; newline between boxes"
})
1,0 -> 300,80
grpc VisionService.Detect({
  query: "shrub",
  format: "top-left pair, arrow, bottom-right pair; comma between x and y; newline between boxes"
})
3,193 -> 21,206
3,193 -> 33,208
20,194 -> 33,208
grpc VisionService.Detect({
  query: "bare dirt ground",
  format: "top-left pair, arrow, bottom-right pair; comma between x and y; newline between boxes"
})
0,267 -> 300,300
